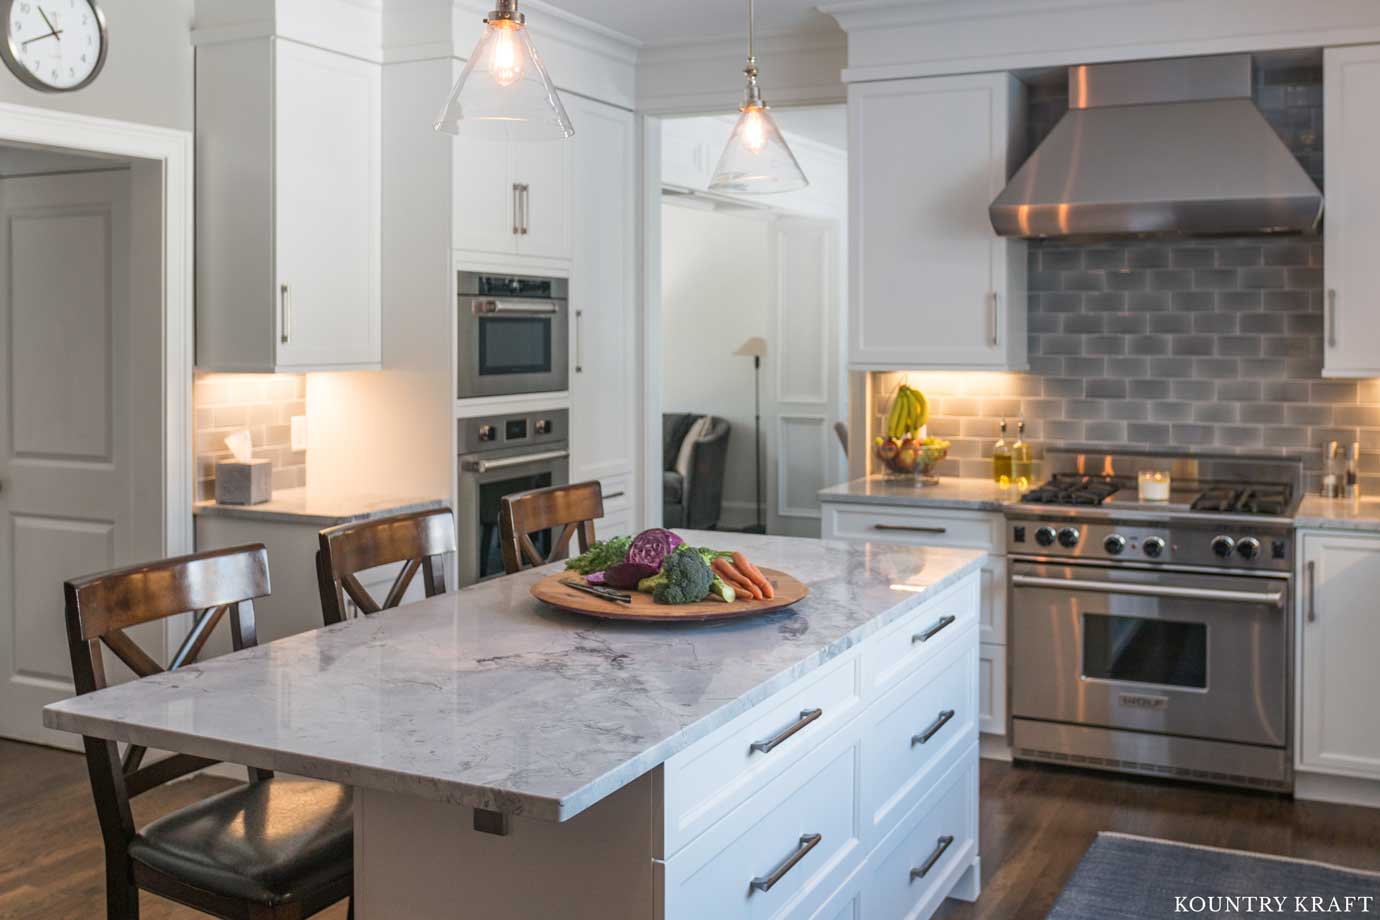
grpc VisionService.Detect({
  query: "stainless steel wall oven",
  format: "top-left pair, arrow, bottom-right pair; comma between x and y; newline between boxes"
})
458,272 -> 568,399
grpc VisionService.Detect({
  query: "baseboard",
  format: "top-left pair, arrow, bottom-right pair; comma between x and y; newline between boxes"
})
980,732 -> 1011,762
1295,770 -> 1380,809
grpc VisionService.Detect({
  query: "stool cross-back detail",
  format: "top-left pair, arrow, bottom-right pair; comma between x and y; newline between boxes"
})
316,508 -> 456,626
62,544 -> 354,920
498,480 -> 604,574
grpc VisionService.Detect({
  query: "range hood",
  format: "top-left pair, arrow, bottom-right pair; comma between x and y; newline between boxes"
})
990,55 -> 1323,239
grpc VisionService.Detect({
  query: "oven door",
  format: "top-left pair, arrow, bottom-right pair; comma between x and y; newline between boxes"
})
456,446 -> 570,586
1010,560 -> 1289,748
458,297 -> 569,398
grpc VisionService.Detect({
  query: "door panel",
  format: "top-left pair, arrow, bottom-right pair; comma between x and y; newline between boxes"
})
511,139 -> 571,259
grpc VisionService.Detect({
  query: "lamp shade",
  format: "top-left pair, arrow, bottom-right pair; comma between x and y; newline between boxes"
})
709,105 -> 808,195
434,18 -> 574,141
733,336 -> 768,358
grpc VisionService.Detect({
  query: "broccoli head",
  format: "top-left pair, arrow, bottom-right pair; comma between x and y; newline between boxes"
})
652,549 -> 714,605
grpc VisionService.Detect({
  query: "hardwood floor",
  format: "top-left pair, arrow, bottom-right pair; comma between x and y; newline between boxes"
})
0,739 -> 349,920
4,737 -> 1378,919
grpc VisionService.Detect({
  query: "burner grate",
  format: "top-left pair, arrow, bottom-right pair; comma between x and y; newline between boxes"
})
1021,474 -> 1121,506
1190,485 -> 1290,516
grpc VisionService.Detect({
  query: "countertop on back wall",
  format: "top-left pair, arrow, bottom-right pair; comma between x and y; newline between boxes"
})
194,487 -> 448,527
1295,496 -> 1380,533
819,476 -> 1021,511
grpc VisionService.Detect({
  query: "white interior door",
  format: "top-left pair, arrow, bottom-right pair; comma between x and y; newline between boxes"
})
769,217 -> 843,538
0,168 -> 158,749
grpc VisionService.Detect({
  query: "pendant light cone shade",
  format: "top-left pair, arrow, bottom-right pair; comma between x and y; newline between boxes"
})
434,14 -> 574,141
709,103 -> 808,194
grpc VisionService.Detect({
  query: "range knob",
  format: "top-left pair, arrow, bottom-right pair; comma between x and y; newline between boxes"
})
1237,537 -> 1261,560
1058,527 -> 1081,548
1104,534 -> 1126,555
1143,536 -> 1166,559
1035,526 -> 1057,547
1211,536 -> 1235,558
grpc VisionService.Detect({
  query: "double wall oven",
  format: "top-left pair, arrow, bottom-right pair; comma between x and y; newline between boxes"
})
458,272 -> 568,399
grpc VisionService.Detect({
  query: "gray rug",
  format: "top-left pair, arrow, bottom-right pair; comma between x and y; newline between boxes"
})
1049,832 -> 1380,919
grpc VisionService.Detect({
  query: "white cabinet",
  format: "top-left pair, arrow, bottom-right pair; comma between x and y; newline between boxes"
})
566,96 -> 637,514
451,135 -> 572,260
1323,45 -> 1380,378
196,38 -> 381,372
1297,530 -> 1380,779
848,73 -> 1027,371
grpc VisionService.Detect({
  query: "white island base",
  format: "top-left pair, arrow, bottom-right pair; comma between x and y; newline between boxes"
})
356,572 -> 983,920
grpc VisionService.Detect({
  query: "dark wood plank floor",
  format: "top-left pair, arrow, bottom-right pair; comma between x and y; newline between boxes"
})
0,739 -> 349,920
4,738 -> 1378,919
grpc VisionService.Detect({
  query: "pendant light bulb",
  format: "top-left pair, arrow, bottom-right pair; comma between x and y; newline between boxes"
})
433,0 -> 574,142
709,0 -> 808,194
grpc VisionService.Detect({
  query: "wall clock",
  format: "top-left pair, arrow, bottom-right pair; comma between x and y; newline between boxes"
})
1,0 -> 107,93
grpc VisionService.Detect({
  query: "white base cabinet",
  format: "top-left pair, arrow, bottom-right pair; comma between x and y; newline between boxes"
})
1297,530 -> 1380,779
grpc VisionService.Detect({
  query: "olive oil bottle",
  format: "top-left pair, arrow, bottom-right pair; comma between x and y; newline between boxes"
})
1012,418 -> 1033,491
992,419 -> 1013,487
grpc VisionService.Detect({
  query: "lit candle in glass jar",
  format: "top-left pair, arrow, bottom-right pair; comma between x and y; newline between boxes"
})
1138,470 -> 1171,502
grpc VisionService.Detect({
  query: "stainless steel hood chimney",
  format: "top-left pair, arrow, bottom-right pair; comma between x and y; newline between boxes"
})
989,55 -> 1323,239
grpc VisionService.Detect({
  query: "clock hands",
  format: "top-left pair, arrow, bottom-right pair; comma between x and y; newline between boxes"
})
22,7 -> 63,46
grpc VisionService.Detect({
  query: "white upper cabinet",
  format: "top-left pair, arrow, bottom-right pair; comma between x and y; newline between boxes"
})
1323,45 -> 1380,378
196,38 -> 381,372
452,134 -> 572,261
566,95 -> 636,496
1298,531 -> 1380,779
848,73 -> 1026,371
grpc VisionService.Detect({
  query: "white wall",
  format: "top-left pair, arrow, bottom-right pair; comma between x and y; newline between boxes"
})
661,204 -> 774,528
0,0 -> 194,131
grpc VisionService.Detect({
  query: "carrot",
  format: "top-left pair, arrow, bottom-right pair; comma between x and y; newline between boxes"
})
733,551 -> 775,600
714,558 -> 761,599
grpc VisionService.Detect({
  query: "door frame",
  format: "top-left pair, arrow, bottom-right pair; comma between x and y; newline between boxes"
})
0,102 -> 195,610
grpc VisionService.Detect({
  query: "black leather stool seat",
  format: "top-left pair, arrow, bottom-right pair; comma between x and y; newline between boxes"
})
128,777 -> 353,906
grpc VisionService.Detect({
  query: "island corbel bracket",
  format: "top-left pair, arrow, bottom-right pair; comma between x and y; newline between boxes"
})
474,808 -> 511,836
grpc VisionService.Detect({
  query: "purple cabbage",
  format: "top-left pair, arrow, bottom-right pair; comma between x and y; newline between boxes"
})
626,528 -> 684,568
602,561 -> 661,589
585,571 -> 607,585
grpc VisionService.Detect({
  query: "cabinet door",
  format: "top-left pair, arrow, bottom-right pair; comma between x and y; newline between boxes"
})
511,140 -> 572,260
452,137 -> 516,255
849,74 -> 1026,371
274,41 -> 381,370
567,97 -> 636,488
1323,46 -> 1380,377
1299,532 -> 1380,778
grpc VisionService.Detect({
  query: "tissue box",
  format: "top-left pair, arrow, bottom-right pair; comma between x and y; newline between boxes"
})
215,459 -> 273,505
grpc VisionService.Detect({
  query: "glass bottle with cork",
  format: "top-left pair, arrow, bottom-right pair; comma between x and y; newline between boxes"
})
1012,418 -> 1033,491
992,419 -> 1013,487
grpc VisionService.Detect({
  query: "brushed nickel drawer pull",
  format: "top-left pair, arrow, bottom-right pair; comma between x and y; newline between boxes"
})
910,835 -> 955,882
750,708 -> 822,754
750,833 -> 822,893
280,283 -> 292,345
1306,559 -> 1317,623
874,524 -> 948,535
603,490 -> 625,501
912,709 -> 956,746
913,614 -> 956,644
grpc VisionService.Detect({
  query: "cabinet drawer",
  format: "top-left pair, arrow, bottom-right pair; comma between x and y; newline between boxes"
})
864,573 -> 980,695
661,652 -> 863,858
597,472 -> 632,506
824,504 -> 1003,550
862,643 -> 978,847
663,734 -> 863,920
868,745 -> 979,920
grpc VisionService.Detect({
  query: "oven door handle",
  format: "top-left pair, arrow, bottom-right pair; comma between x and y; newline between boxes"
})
471,299 -> 562,316
462,449 -> 570,474
1011,574 -> 1287,608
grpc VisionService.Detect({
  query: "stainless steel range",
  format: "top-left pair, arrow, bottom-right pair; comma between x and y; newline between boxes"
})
1007,449 -> 1303,792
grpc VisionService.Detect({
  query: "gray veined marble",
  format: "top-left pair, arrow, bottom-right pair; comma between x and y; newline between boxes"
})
43,531 -> 985,823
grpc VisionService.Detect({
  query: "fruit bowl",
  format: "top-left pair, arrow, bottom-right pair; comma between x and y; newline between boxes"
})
875,436 -> 950,484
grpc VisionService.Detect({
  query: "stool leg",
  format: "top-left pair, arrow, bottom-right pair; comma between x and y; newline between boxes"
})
106,862 -> 139,920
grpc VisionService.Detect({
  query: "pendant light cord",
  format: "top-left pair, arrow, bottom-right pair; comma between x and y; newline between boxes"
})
746,0 -> 755,68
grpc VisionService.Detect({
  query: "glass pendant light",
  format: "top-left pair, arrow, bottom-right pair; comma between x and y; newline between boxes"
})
709,0 -> 808,194
434,0 -> 574,141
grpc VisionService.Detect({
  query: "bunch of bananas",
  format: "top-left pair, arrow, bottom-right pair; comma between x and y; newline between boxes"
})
884,385 -> 930,439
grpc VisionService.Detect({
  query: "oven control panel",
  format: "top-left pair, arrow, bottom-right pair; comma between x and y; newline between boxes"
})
458,409 -> 568,455
1008,517 -> 1292,571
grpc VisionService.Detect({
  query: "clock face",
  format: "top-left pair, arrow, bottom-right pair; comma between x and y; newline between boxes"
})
3,0 -> 106,92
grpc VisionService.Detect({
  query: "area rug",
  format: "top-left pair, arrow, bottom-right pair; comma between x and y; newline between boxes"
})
1048,832 -> 1380,919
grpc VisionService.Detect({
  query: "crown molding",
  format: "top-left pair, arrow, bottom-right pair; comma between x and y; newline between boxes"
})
819,0 -> 1139,31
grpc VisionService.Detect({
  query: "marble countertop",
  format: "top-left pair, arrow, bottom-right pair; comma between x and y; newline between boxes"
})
43,531 -> 985,823
194,487 -> 447,526
819,476 -> 1020,511
1296,496 -> 1380,533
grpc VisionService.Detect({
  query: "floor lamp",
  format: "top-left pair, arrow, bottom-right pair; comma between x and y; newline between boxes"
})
734,337 -> 767,534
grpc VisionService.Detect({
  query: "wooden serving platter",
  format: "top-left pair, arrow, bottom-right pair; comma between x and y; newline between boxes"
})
530,567 -> 809,623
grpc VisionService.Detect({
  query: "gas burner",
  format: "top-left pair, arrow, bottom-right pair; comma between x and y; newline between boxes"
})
1021,474 -> 1121,506
1190,485 -> 1291,516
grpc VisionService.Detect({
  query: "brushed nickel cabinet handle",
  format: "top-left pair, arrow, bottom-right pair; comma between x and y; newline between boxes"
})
910,835 -> 955,882
1327,289 -> 1338,348
603,490 -> 625,501
520,183 -> 530,235
512,183 -> 521,235
750,833 -> 822,893
575,308 -> 584,373
1307,559 -> 1317,623
874,524 -> 948,535
750,708 -> 822,754
280,283 -> 292,345
990,290 -> 1000,347
912,709 -> 956,746
913,614 -> 956,644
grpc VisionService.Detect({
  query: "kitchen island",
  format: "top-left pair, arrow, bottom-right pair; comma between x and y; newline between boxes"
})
44,532 -> 986,920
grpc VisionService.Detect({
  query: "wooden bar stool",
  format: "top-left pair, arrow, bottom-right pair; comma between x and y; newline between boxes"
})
316,508 -> 456,626
497,480 -> 604,574
62,544 -> 354,920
